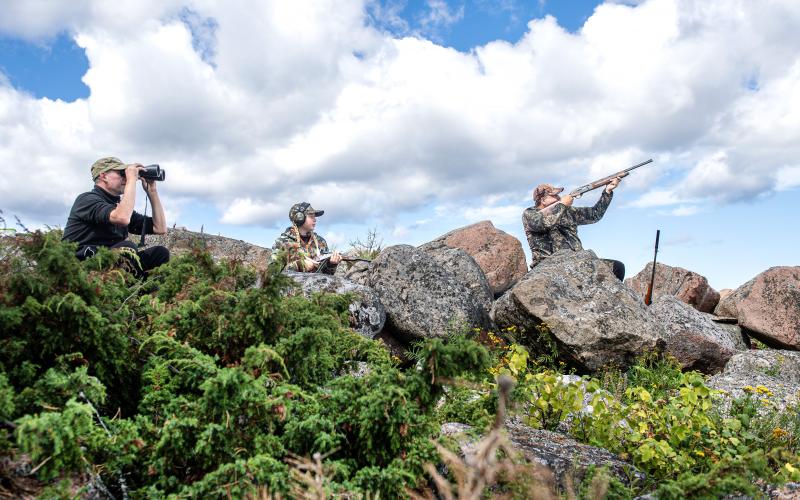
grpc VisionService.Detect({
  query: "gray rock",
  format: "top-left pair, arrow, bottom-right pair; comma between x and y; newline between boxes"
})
418,241 -> 494,317
132,227 -> 271,271
703,313 -> 750,351
491,250 -> 665,372
440,419 -> 644,492
707,350 -> 800,415
284,271 -> 385,339
366,245 -> 493,341
419,221 -> 528,296
504,417 -> 645,490
334,259 -> 370,284
649,295 -> 744,374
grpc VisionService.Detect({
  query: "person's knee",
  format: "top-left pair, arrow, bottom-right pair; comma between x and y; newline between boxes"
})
612,260 -> 625,281
140,245 -> 170,271
111,240 -> 138,251
601,258 -> 625,281
152,246 -> 170,266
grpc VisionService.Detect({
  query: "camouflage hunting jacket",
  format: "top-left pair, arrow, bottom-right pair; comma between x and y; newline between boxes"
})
271,226 -> 336,274
522,191 -> 613,269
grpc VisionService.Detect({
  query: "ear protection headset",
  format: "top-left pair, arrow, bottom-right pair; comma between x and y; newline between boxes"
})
292,202 -> 311,226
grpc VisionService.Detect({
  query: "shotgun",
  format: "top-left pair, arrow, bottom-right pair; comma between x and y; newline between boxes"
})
540,159 -> 653,212
644,229 -> 660,306
315,254 -> 371,274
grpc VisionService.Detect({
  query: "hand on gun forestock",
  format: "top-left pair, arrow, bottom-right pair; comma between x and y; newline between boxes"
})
605,176 -> 622,193
303,257 -> 318,271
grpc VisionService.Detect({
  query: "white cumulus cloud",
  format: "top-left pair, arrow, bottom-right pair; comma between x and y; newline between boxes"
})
0,0 -> 798,231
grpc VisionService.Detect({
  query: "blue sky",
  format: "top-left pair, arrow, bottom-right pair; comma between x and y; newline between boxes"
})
1,0 -> 798,291
0,33 -> 89,100
1,1 -> 603,101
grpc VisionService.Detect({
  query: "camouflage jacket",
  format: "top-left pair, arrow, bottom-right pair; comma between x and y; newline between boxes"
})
271,226 -> 336,274
522,191 -> 613,268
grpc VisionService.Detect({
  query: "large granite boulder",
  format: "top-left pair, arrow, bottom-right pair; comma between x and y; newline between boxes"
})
440,419 -> 644,492
334,259 -> 370,284
365,245 -> 492,341
625,262 -> 719,313
649,295 -> 745,374
713,267 -> 800,349
492,250 -> 665,372
707,350 -> 800,415
283,271 -> 385,339
131,227 -> 272,271
419,221 -> 528,297
417,243 -> 494,315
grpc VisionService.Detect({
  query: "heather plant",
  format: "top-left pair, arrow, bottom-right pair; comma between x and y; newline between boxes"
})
0,231 -> 140,414
5,231 -> 800,498
0,231 -> 494,498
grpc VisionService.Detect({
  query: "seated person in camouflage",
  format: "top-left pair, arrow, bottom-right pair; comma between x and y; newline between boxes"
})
63,157 -> 169,279
522,177 -> 625,280
271,202 -> 341,273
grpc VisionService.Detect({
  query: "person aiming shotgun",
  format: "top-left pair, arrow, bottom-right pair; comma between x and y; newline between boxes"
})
522,159 -> 652,280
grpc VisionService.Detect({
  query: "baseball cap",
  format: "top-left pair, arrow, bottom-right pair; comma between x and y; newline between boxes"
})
91,157 -> 126,180
289,202 -> 324,223
533,183 -> 564,206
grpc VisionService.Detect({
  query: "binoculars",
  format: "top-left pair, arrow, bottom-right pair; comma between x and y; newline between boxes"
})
121,164 -> 166,181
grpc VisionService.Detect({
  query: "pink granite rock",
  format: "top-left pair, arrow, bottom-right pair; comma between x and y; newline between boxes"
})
715,267 -> 800,349
419,220 -> 527,296
625,262 -> 720,313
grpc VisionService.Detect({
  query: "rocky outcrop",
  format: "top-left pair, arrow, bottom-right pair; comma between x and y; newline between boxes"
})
440,419 -> 644,492
625,262 -> 719,313
492,250 -> 665,372
420,221 -> 528,297
418,243 -> 494,315
132,227 -> 272,271
283,271 -> 385,339
713,267 -> 800,349
649,295 -> 744,374
334,259 -> 370,284
504,417 -> 645,490
365,245 -> 492,342
707,350 -> 800,415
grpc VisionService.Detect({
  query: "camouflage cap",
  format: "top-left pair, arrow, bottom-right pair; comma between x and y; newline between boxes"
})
289,202 -> 324,224
533,183 -> 564,206
91,157 -> 126,180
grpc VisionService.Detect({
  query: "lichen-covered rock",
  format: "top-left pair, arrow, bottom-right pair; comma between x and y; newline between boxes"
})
440,419 -> 644,492
707,350 -> 800,415
649,295 -> 744,374
625,262 -> 719,313
492,250 -> 665,372
132,227 -> 271,271
334,259 -> 370,284
504,417 -> 645,490
713,267 -> 800,349
714,278 -> 759,319
284,271 -> 385,339
419,221 -> 528,297
366,245 -> 492,341
418,242 -> 494,316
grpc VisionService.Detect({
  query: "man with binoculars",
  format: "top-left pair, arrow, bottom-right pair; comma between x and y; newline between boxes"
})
63,157 -> 169,278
